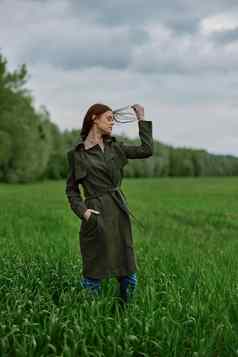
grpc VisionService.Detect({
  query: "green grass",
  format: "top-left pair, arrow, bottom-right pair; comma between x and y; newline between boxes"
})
0,177 -> 238,356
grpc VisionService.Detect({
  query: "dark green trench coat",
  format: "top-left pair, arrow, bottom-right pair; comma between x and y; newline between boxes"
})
65,120 -> 153,279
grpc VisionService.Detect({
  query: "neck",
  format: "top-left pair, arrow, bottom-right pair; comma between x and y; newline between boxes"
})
85,132 -> 103,144
84,127 -> 104,150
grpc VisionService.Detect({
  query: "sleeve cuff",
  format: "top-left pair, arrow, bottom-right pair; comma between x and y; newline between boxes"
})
79,205 -> 88,220
138,120 -> 152,125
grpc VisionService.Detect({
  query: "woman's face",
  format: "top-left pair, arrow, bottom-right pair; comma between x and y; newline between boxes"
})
94,110 -> 114,135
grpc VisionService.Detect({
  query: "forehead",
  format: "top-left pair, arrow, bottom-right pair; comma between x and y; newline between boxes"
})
103,110 -> 113,116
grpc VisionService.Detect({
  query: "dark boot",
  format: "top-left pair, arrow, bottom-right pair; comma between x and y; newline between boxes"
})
119,285 -> 129,304
116,274 -> 136,309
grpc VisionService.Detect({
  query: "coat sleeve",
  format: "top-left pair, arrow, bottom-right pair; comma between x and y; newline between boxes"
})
117,120 -> 154,159
65,150 -> 88,220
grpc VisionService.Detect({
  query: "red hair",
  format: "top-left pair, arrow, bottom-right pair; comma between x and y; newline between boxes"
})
80,103 -> 112,141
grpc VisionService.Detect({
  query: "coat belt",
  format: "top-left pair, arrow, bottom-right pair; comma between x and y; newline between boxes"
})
84,186 -> 121,201
84,186 -> 146,232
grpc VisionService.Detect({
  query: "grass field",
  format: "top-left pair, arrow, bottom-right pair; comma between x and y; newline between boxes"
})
0,177 -> 238,356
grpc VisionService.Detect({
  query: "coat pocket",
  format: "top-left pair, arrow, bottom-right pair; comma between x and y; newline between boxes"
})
80,213 -> 99,260
80,213 -> 98,238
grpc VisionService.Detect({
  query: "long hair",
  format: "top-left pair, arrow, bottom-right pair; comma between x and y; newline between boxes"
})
80,103 -> 112,141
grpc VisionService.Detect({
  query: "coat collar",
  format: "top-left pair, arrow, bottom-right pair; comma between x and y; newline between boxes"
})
74,135 -> 117,151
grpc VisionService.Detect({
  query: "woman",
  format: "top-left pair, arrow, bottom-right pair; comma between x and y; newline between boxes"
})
65,103 -> 153,305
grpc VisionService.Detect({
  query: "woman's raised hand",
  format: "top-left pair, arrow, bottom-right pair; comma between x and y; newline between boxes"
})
131,104 -> 144,121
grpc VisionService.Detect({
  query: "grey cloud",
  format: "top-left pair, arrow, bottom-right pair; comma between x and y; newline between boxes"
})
211,27 -> 238,45
68,0 -> 238,35
12,21 -> 238,76
24,41 -> 132,71
168,18 -> 200,34
2,0 -> 238,75
16,25 -> 149,71
131,33 -> 238,76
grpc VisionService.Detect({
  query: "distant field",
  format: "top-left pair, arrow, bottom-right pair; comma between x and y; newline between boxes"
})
0,177 -> 238,356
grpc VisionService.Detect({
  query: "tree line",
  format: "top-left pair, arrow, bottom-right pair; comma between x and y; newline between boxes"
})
0,53 -> 237,183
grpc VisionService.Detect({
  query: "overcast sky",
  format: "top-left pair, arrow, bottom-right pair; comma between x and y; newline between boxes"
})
1,0 -> 238,156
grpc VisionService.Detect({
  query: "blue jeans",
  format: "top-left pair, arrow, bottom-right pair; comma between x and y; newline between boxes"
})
80,272 -> 137,298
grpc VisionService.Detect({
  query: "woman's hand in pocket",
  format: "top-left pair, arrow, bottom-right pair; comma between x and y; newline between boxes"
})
84,209 -> 100,221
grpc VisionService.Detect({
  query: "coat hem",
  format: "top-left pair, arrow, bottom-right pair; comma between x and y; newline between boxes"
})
82,268 -> 137,280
